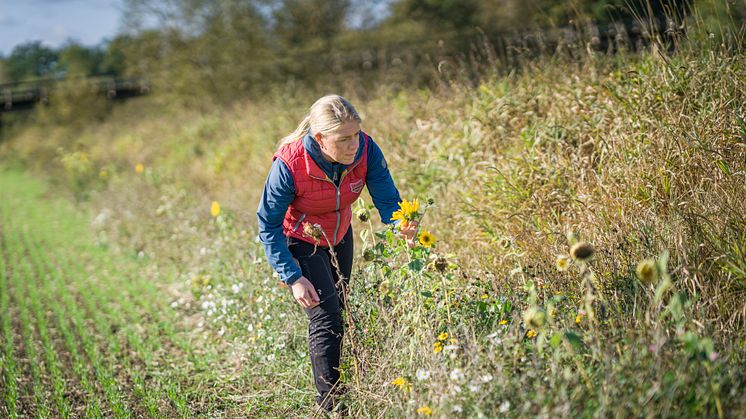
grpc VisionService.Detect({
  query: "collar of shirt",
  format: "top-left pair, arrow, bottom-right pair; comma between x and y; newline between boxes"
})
303,130 -> 363,184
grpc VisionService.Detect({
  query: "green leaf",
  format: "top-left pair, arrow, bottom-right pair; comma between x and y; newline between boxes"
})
564,331 -> 584,351
550,333 -> 562,348
408,259 -> 425,272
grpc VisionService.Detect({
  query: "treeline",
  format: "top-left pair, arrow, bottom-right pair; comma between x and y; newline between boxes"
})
1,0 -> 739,105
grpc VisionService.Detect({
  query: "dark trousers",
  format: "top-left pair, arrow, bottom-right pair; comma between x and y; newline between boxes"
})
288,227 -> 353,411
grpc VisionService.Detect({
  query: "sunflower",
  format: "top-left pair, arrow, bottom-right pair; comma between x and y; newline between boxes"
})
391,198 -> 420,222
391,209 -> 405,222
419,230 -> 435,247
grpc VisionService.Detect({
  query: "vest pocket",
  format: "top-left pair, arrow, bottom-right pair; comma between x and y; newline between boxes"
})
292,213 -> 307,232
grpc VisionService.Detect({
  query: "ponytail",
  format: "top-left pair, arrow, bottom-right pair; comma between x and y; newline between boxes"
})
279,115 -> 311,148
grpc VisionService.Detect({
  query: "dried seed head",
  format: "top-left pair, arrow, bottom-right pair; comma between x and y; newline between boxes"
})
636,259 -> 658,285
355,208 -> 370,222
303,223 -> 323,241
523,306 -> 546,329
434,255 -> 449,272
570,242 -> 595,261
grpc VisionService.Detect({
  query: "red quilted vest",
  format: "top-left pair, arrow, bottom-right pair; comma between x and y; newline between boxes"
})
273,132 -> 369,247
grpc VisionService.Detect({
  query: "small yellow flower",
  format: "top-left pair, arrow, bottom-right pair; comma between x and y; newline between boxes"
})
449,337 -> 458,344
527,329 -> 537,338
437,332 -> 448,341
416,406 -> 433,416
391,209 -> 405,222
211,201 -> 221,217
556,255 -> 571,272
433,341 -> 443,353
391,376 -> 411,392
135,162 -> 144,173
499,319 -> 508,326
99,169 -> 108,179
481,293 -> 488,299
575,314 -> 583,324
391,376 -> 406,387
419,231 -> 435,247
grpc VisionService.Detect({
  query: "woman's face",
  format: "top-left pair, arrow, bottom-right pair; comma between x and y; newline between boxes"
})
315,120 -> 361,165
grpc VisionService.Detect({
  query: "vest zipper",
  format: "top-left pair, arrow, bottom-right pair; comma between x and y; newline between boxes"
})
292,213 -> 306,232
308,151 -> 364,246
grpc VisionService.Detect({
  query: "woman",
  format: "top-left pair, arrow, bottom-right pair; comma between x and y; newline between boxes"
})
256,94 -> 417,413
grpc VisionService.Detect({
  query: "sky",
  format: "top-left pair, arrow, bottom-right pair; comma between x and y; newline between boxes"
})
0,0 -> 124,56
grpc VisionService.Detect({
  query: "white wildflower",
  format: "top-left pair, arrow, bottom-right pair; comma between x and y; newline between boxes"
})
499,401 -> 510,413
450,368 -> 465,383
416,369 -> 431,381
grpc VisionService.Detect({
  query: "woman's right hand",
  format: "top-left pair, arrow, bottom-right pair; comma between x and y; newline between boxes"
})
291,276 -> 320,308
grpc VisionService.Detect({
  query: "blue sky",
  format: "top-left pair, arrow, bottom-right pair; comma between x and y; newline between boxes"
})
0,0 -> 123,56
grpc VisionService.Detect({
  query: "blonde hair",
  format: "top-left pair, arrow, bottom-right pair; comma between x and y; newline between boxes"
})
279,94 -> 362,148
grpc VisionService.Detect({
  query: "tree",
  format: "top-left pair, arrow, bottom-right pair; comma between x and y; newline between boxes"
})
58,42 -> 102,77
5,41 -> 60,81
272,0 -> 351,48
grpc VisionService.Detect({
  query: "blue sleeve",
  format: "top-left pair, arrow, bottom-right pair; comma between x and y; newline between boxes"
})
365,137 -> 402,224
256,158 -> 303,285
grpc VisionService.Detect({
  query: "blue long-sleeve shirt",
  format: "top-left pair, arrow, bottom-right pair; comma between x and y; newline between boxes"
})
257,131 -> 402,286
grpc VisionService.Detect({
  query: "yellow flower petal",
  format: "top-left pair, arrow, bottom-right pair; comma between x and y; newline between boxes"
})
417,406 -> 432,415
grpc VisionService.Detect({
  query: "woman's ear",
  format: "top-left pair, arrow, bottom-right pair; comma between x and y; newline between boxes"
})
314,132 -> 325,149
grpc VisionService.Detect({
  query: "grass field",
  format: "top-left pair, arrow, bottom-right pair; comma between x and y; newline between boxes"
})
1,16 -> 746,418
